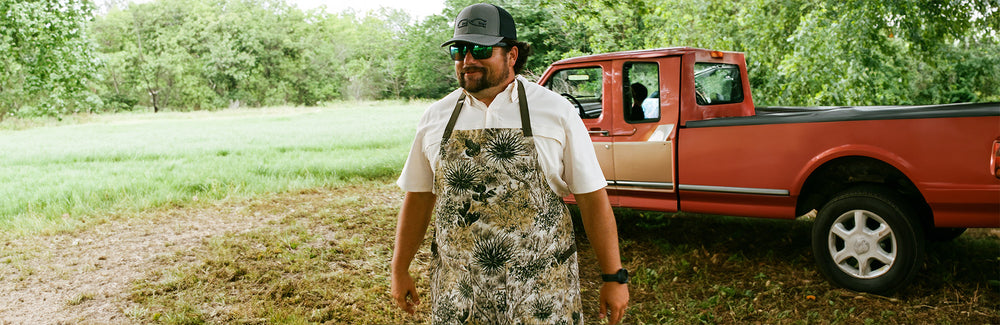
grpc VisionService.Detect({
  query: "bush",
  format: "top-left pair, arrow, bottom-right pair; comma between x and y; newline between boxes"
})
102,93 -> 139,112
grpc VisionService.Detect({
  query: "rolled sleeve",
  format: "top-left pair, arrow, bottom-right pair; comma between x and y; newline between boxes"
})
396,127 -> 434,193
562,111 -> 607,194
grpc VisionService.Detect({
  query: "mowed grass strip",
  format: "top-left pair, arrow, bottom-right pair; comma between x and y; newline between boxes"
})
126,182 -> 999,324
0,102 -> 426,236
127,183 -> 419,324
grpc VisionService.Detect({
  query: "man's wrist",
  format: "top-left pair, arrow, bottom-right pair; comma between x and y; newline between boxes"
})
601,268 -> 629,284
390,259 -> 411,274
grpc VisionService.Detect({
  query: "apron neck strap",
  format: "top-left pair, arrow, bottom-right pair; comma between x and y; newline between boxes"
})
442,80 -> 532,141
517,81 -> 532,137
442,92 -> 466,142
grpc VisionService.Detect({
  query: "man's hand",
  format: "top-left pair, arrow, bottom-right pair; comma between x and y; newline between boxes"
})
391,270 -> 421,315
598,282 -> 629,324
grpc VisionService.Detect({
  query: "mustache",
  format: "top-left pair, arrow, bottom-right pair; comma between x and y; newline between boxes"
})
461,67 -> 486,74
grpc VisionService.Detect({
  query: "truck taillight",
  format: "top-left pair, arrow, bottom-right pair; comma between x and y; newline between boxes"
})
710,51 -> 724,59
992,140 -> 1000,178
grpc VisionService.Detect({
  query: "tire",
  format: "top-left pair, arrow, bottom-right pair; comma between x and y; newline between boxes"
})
811,185 -> 925,295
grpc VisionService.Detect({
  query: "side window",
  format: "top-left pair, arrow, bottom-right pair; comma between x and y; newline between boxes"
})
624,62 -> 660,123
545,67 -> 603,119
694,63 -> 744,105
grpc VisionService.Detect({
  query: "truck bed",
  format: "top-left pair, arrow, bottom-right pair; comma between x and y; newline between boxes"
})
686,102 -> 1000,128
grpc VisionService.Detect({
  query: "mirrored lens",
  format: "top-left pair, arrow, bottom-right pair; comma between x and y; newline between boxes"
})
449,46 -> 464,60
470,45 -> 493,59
449,44 -> 495,61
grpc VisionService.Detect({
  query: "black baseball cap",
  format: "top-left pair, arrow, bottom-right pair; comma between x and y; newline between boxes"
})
441,3 -> 516,47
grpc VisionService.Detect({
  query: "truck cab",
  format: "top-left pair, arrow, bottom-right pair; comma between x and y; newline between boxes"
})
538,47 -> 1000,295
541,48 -> 754,211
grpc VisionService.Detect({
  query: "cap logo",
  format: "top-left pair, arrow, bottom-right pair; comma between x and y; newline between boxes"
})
457,18 -> 488,28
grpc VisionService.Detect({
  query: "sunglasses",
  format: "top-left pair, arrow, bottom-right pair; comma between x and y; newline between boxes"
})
449,43 -> 507,61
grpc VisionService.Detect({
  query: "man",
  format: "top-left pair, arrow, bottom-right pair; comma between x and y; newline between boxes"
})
390,3 -> 629,324
629,83 -> 648,121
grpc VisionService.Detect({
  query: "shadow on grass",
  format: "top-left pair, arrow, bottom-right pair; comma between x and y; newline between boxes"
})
571,206 -> 999,324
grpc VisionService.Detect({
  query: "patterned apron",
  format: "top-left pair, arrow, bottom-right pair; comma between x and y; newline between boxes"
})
431,83 -> 583,324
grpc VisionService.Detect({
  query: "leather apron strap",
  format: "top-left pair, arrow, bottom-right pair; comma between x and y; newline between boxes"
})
517,81 -> 532,137
441,92 -> 466,142
441,81 -> 531,141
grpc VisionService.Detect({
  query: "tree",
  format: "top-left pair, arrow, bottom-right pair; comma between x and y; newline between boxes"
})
398,13 -> 455,99
634,0 -> 999,105
7,0 -> 995,118
0,0 -> 100,118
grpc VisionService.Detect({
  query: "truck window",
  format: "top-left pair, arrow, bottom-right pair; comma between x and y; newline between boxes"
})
545,67 -> 603,119
624,62 -> 660,123
694,63 -> 744,105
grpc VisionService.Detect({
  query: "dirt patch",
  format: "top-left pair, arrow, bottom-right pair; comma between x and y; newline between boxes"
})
1,184 -> 996,323
0,197 -> 291,324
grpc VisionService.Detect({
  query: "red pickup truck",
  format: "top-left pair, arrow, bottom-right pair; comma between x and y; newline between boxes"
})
539,47 -> 1000,294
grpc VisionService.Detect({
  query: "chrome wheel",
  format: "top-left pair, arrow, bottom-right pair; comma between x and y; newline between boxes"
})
812,185 -> 925,295
828,209 -> 896,279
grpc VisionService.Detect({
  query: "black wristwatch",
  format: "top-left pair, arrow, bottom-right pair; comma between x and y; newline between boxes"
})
601,268 -> 629,284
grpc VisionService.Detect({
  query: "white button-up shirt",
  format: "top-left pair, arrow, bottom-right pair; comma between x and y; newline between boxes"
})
397,76 -> 606,196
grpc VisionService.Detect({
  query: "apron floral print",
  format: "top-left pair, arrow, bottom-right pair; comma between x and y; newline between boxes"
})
431,83 -> 583,324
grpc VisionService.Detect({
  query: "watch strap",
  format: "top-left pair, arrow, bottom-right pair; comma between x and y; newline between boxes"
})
601,268 -> 629,284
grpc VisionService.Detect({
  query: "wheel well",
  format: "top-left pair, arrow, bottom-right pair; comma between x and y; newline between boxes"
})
797,156 -> 932,225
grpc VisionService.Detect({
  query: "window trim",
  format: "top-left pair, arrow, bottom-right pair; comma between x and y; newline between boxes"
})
694,62 -> 745,106
544,65 -> 605,119
624,61 -> 661,124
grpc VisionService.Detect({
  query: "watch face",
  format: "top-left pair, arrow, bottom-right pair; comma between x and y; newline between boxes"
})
618,268 -> 629,283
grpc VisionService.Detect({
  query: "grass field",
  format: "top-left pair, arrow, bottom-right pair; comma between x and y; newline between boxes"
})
1,102 -> 997,323
0,102 -> 424,236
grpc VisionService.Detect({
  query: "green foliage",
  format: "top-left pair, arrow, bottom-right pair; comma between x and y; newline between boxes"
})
747,0 -> 1000,105
606,0 -> 1000,106
2,0 -> 998,117
501,0 -> 593,74
94,0 -> 311,110
87,0 -> 465,109
556,0 -> 657,52
0,0 -> 101,118
397,14 -> 455,98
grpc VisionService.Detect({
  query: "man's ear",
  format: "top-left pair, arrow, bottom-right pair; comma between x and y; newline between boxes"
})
507,46 -> 518,68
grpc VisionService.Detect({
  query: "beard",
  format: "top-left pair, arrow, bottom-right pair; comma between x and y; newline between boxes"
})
458,59 -> 511,93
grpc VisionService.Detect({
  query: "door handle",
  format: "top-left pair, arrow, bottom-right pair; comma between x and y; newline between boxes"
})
588,128 -> 610,136
611,128 -> 637,136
